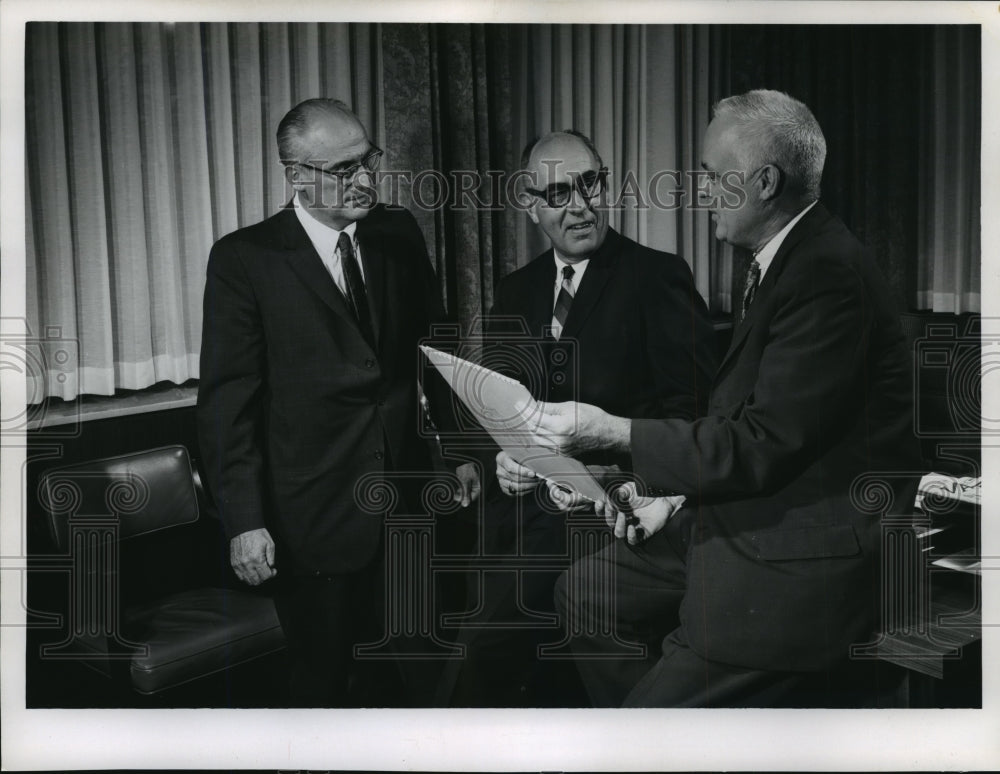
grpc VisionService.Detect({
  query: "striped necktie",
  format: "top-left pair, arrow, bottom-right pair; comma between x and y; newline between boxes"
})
740,257 -> 761,323
551,264 -> 575,339
338,232 -> 375,346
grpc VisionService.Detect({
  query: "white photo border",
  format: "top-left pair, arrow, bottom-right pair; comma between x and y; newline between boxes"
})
2,0 -> 997,770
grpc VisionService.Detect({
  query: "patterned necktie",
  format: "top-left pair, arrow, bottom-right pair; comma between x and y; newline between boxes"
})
740,258 -> 761,323
551,264 -> 576,339
338,232 -> 375,346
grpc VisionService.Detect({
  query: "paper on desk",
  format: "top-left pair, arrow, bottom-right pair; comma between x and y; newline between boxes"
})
420,344 -> 607,503
917,472 -> 981,508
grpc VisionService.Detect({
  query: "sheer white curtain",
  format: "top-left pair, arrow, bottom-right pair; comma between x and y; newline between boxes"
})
509,25 -> 724,309
27,23 -> 977,404
917,25 -> 980,313
25,22 -> 381,401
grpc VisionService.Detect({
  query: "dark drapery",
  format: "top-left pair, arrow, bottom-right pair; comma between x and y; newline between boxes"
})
24,23 -> 980,400
719,24 -> 981,316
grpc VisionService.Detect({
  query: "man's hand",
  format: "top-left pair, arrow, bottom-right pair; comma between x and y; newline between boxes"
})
453,462 -> 482,507
230,527 -> 277,585
496,450 -> 540,497
530,401 -> 632,457
606,482 -> 686,545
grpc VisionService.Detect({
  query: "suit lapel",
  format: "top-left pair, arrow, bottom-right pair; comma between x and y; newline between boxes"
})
277,208 -> 376,349
526,253 -> 557,337
559,229 -> 620,341
715,203 -> 832,377
356,219 -> 385,349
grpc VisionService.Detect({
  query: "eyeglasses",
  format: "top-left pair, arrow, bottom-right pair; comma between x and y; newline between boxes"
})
525,167 -> 608,208
297,145 -> 384,182
705,163 -> 778,186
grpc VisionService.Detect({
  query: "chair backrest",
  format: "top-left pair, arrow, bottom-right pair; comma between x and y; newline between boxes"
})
41,445 -> 199,553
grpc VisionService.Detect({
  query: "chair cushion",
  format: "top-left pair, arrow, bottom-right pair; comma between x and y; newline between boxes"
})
125,587 -> 284,695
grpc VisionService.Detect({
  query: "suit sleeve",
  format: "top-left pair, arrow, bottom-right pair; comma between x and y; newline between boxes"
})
403,210 -> 466,468
631,253 -> 870,499
196,240 -> 268,539
641,255 -> 718,421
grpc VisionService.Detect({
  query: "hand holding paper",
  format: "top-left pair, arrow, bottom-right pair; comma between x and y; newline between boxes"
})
496,450 -> 539,497
531,400 -> 632,457
421,346 -> 607,502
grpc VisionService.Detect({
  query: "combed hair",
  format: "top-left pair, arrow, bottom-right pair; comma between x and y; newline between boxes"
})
276,98 -> 352,166
519,129 -> 604,170
712,90 -> 826,200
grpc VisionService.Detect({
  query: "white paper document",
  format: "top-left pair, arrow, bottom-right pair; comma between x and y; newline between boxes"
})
420,344 -> 607,502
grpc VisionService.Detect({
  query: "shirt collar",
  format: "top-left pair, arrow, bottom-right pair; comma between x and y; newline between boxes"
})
293,195 -> 358,253
753,200 -> 818,278
552,251 -> 590,280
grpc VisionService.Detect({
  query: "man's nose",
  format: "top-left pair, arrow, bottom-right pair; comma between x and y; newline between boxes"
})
697,177 -> 720,210
565,186 -> 589,212
351,167 -> 375,188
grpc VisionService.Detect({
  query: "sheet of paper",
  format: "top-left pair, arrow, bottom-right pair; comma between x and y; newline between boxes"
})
421,344 -> 607,502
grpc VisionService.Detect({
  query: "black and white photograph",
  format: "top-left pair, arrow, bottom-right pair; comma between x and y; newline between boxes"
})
1,0 -> 997,770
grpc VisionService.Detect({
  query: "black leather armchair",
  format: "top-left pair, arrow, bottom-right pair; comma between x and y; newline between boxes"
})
39,445 -> 285,696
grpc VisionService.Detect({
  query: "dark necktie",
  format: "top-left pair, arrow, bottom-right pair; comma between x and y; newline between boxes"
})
551,264 -> 575,339
338,232 -> 375,346
740,258 -> 761,323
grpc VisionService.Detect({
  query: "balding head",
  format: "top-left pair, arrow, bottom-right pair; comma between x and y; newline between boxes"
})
520,130 -> 609,263
277,98 -> 366,166
279,98 -> 377,230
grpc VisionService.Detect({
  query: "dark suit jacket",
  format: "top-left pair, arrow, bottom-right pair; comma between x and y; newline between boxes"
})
630,203 -> 921,672
475,227 -> 717,491
197,204 -> 449,575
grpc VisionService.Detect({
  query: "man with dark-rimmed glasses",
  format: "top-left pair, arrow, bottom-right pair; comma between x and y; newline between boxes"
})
438,129 -> 717,706
198,98 -> 474,706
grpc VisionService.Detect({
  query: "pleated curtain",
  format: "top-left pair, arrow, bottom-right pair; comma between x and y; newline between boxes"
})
916,25 -> 981,313
510,25 -> 723,307
25,22 -> 381,400
24,22 -> 981,402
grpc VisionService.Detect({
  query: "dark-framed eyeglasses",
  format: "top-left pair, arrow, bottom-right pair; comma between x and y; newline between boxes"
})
525,166 -> 609,208
297,145 -> 384,182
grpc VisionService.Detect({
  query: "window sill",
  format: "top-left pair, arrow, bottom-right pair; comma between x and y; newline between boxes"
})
27,380 -> 198,430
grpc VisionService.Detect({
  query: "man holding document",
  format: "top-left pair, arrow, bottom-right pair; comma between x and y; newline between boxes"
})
439,129 -> 717,706
530,90 -> 921,707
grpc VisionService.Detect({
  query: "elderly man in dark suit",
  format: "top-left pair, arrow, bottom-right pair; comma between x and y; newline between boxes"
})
440,130 -> 717,706
197,98 -> 477,707
533,90 -> 920,707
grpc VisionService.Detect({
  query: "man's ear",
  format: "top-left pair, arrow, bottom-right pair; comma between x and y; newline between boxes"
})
526,200 -> 540,225
758,164 -> 783,201
284,164 -> 300,189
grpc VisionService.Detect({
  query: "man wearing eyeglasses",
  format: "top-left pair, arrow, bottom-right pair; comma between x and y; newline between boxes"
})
529,91 -> 921,707
198,98 -> 474,707
439,130 -> 717,706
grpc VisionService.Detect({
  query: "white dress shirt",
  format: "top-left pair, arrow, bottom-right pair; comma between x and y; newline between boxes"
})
293,195 -> 364,297
753,200 -> 818,279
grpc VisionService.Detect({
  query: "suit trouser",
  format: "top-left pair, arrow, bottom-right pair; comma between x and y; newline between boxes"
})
272,553 -> 400,707
438,490 -> 587,707
554,508 -> 907,708
271,444 -> 466,707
